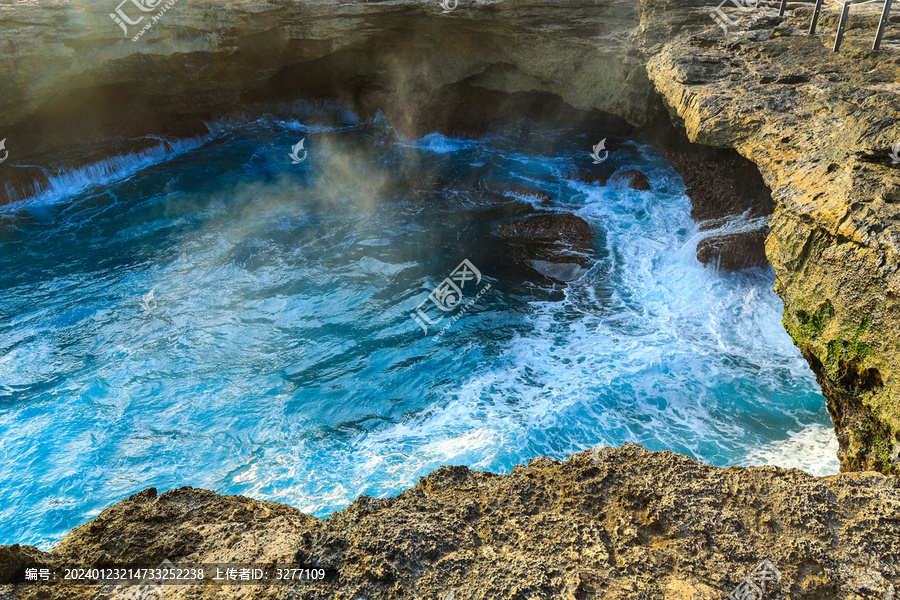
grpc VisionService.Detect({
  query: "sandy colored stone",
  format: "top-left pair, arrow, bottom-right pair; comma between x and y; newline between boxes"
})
1,444 -> 898,599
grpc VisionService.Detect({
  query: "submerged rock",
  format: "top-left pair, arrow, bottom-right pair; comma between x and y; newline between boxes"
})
498,213 -> 594,281
495,184 -> 553,204
608,169 -> 651,191
2,444 -> 897,599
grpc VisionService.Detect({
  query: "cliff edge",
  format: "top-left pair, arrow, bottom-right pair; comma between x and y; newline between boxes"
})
1,444 -> 898,599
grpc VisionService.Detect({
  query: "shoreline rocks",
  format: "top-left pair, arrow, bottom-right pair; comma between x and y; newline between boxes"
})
2,444 -> 898,599
646,7 -> 900,474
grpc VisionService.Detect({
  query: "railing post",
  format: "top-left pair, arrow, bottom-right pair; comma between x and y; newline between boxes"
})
834,1 -> 851,51
809,0 -> 825,33
779,0 -> 788,16
873,0 -> 894,49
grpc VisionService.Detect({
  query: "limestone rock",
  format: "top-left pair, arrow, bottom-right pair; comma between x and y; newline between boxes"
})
2,445 -> 898,599
646,5 -> 900,474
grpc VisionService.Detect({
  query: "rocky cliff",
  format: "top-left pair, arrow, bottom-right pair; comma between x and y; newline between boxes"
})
1,445 -> 898,599
646,3 -> 900,475
2,0 -> 900,579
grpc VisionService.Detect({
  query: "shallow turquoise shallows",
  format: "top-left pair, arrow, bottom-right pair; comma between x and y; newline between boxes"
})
0,108 -> 836,549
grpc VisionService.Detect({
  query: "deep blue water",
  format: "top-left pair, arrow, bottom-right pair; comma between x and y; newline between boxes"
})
0,106 -> 836,549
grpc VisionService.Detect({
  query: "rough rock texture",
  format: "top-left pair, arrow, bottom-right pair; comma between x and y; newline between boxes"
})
1,445 -> 899,599
646,4 -> 900,474
655,126 -> 775,271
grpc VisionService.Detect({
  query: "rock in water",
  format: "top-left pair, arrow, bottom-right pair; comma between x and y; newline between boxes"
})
496,184 -> 553,204
697,227 -> 768,272
498,213 -> 594,281
609,169 -> 651,190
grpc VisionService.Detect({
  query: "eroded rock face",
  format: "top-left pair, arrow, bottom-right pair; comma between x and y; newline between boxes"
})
697,228 -> 769,271
1,445 -> 898,599
646,6 -> 900,474
655,124 -> 775,272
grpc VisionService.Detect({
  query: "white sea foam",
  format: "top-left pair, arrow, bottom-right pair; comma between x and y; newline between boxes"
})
2,135 -> 209,209
742,424 -> 840,476
225,148 -> 831,507
0,123 -> 833,548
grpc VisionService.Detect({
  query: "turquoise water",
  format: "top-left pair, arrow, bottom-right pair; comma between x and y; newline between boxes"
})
0,108 -> 835,549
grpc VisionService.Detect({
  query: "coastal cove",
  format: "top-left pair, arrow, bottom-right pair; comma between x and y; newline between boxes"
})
0,110 -> 834,550
1,0 -> 899,597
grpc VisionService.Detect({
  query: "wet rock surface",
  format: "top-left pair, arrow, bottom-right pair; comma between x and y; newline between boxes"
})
697,227 -> 770,271
498,213 -> 594,281
608,169 -> 652,191
2,445 -> 899,600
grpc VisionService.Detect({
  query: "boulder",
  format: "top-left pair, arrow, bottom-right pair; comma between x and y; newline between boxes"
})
696,227 -> 769,272
608,169 -> 651,190
498,213 -> 594,281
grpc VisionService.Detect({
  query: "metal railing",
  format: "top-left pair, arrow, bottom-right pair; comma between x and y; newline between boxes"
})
777,0 -> 895,50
